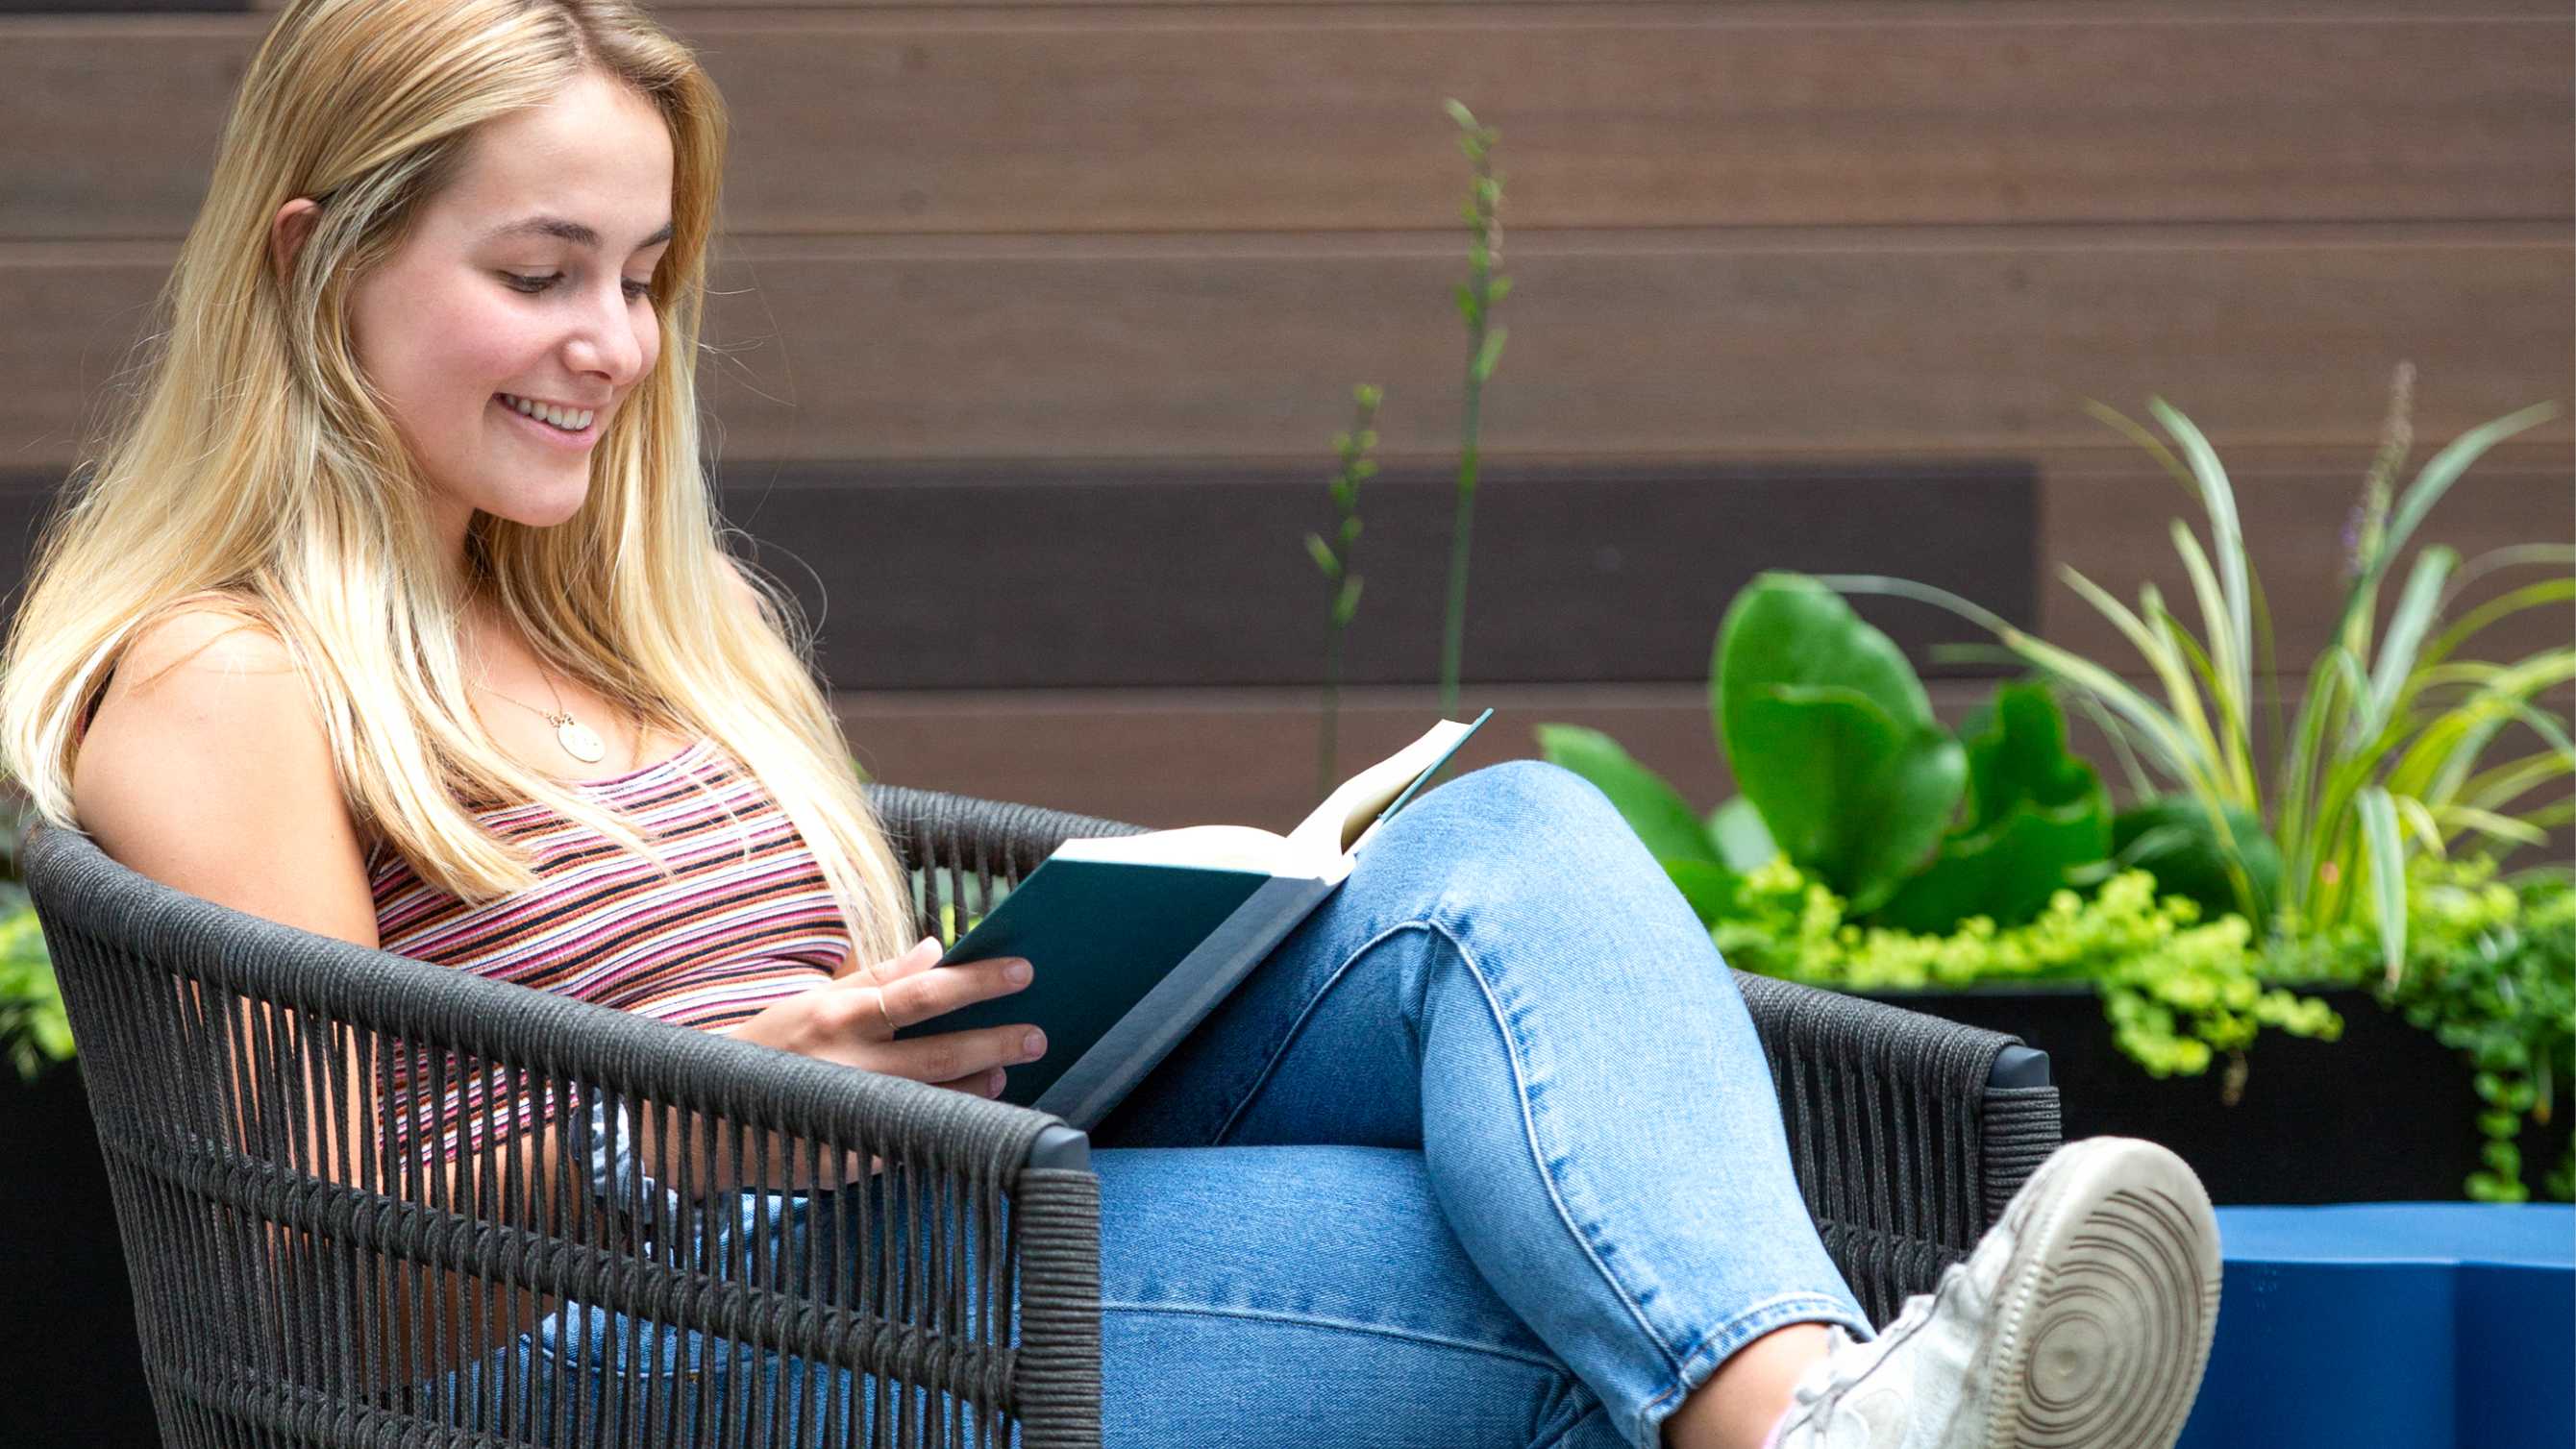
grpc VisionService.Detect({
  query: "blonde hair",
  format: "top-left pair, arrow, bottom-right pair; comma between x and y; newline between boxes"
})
0,0 -> 919,975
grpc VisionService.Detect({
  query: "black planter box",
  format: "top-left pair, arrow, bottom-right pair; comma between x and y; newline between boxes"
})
1853,981 -> 2572,1206
2,1060 -> 160,1448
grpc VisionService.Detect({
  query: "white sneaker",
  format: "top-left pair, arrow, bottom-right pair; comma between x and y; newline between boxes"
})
1772,1136 -> 2222,1449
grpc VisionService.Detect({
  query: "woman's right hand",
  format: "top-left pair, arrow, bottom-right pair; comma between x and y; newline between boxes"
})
712,937 -> 1044,1191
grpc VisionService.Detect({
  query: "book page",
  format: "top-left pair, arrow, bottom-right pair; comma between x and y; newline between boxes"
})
1049,712 -> 1484,877
1283,716 -> 1480,862
1052,823 -> 1296,874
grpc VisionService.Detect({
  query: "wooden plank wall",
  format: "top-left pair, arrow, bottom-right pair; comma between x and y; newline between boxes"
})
2,0 -> 2568,843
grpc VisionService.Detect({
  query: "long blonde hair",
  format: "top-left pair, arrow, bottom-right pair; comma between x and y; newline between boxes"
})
0,0 -> 918,975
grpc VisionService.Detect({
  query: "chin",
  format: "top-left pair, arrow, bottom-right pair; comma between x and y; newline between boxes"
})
488,494 -> 590,530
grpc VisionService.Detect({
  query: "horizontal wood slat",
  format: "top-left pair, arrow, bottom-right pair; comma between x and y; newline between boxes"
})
6,12 -> 2565,238
729,460 -> 2036,689
7,228 -> 2565,474
682,234 -> 2576,463
7,450 -> 2559,691
0,460 -> 2042,688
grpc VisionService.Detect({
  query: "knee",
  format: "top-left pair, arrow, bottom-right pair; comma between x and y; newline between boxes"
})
1424,759 -> 1638,865
1401,759 -> 1693,954
1443,758 -> 1619,826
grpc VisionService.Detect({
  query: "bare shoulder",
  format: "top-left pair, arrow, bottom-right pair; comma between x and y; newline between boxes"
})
109,596 -> 295,693
73,599 -> 380,949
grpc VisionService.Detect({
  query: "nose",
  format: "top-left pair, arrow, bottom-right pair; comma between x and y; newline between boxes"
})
564,278 -> 651,389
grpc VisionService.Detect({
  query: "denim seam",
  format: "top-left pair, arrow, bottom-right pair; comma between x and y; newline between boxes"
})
1206,916 -> 1430,1146
1096,1299 -> 1564,1372
1534,1396 -> 1612,1449
1214,914 -> 1703,1399
1632,1292 -> 1877,1449
1421,913 -> 1697,1388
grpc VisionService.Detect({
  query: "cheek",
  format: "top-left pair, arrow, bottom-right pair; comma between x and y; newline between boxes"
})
636,308 -> 663,377
455,295 -> 556,392
356,284 -> 530,419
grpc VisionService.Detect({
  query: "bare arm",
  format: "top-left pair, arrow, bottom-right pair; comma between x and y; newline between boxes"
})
72,608 -> 591,1387
73,585 -> 1043,1384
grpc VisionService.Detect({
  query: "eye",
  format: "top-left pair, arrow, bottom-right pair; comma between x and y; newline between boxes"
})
499,272 -> 654,303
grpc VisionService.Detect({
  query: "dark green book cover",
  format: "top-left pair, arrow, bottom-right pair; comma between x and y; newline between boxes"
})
891,710 -> 1489,1128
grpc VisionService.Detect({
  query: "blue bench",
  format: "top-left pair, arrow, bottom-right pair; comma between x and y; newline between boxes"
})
2181,1203 -> 2573,1449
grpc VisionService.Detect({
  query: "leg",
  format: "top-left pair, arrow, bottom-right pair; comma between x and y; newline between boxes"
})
1096,760 -> 1875,1449
424,1147 -> 1634,1447
1041,1146 -> 1637,1447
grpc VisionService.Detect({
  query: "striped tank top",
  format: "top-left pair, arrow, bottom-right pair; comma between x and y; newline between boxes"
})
369,737 -> 852,1169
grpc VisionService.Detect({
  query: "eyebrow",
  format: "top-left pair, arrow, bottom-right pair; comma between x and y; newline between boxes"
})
482,215 -> 675,251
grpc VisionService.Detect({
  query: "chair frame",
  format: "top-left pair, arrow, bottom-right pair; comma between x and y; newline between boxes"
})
22,782 -> 2060,1448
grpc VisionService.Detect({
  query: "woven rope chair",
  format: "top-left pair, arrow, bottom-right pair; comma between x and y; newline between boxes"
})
22,781 -> 2060,1448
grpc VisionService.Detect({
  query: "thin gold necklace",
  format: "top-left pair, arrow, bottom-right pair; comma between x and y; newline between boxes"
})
470,654 -> 609,765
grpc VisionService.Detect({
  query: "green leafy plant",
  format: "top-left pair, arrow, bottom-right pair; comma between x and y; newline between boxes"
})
0,881 -> 67,1082
1875,680 -> 2115,935
1539,683 -> 2345,1088
0,791 -> 69,1082
1712,857 -> 2341,1081
1711,572 -> 1969,917
1815,370 -> 2569,985
2110,796 -> 2282,930
2265,852 -> 2575,1201
1547,573 -> 2117,936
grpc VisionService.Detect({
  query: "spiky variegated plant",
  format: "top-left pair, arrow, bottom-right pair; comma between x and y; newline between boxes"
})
1819,376 -> 2568,986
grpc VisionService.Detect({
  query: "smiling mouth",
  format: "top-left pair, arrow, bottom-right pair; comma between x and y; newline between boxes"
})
495,392 -> 597,434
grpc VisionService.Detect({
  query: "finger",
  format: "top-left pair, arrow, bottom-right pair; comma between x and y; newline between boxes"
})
876,940 -> 1034,995
930,1067 -> 1009,1099
876,1024 -> 1045,1086
845,935 -> 945,985
879,956 -> 1031,1029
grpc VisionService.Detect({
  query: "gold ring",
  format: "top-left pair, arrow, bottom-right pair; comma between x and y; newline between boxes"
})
855,961 -> 901,1036
860,968 -> 902,1040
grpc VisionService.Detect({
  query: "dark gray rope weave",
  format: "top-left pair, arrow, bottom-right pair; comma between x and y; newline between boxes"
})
24,781 -> 2058,1446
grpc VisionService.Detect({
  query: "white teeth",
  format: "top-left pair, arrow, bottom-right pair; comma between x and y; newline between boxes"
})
501,394 -> 593,431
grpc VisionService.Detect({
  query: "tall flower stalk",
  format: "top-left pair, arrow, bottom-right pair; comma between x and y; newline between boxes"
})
1440,99 -> 1510,717
1309,384 -> 1383,795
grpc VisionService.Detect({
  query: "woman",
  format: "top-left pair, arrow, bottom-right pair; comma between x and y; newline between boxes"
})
0,2 -> 2222,1446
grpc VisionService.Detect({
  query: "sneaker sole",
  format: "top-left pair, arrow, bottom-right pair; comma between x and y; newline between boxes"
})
1980,1137 -> 2222,1449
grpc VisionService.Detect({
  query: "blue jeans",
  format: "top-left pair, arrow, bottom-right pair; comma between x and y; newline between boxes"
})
419,761 -> 1876,1447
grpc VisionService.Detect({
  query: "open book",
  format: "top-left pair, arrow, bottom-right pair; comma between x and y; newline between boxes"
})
891,709 -> 1493,1131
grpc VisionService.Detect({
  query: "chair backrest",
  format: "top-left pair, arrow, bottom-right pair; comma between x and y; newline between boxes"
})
21,820 -> 1101,1448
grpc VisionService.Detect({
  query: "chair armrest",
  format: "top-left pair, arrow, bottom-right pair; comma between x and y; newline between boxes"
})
21,822 -> 1103,1448
1731,969 -> 2065,1325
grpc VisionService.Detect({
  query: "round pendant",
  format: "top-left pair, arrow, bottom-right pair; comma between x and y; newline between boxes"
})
557,718 -> 607,764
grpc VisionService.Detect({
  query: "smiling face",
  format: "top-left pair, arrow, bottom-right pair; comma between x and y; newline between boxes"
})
344,69 -> 676,557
